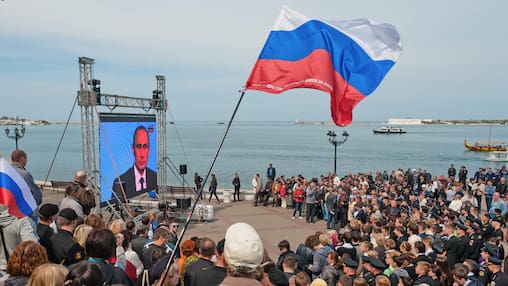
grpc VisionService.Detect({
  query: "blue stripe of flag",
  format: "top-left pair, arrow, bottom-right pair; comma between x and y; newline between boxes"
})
257,20 -> 396,96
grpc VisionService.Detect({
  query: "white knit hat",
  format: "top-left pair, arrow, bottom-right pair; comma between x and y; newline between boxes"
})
224,222 -> 263,268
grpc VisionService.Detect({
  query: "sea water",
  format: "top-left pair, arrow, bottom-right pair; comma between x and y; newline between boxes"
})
1,121 -> 507,190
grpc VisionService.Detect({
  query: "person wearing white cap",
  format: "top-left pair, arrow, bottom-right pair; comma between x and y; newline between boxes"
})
220,222 -> 264,286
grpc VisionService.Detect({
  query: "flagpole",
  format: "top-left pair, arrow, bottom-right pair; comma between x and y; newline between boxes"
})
156,89 -> 247,286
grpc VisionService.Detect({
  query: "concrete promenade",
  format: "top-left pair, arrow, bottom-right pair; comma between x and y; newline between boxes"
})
40,187 -> 327,259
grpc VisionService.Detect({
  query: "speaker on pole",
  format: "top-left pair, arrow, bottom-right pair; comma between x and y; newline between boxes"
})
179,164 -> 187,175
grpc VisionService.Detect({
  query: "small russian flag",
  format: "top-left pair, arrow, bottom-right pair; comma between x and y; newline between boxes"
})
0,156 -> 37,218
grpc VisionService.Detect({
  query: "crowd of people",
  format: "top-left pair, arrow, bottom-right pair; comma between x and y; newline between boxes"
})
245,164 -> 508,286
3,149 -> 508,286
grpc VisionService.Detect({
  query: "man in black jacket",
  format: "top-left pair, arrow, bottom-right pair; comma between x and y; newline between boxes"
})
184,237 -> 220,286
441,223 -> 458,269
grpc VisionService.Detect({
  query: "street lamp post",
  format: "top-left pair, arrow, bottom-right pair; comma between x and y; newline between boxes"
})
326,130 -> 349,175
5,125 -> 26,150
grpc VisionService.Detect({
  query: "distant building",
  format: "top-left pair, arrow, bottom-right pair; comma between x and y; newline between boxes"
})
387,118 -> 432,125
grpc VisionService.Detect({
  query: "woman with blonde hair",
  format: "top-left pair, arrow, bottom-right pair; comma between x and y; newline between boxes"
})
109,218 -> 126,235
27,263 -> 68,286
73,224 -> 94,248
4,241 -> 49,285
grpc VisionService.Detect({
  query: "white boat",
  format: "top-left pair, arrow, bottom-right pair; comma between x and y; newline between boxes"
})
373,126 -> 406,134
485,151 -> 508,162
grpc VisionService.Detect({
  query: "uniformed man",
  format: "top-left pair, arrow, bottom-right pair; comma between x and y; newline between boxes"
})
456,224 -> 469,262
478,243 -> 498,286
342,257 -> 358,281
490,217 -> 504,241
466,223 -> 481,261
363,257 -> 387,286
49,208 -> 85,266
487,256 -> 508,286
481,213 -> 494,242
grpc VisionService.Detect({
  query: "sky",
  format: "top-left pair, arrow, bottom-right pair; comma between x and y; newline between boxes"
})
1,0 -> 507,123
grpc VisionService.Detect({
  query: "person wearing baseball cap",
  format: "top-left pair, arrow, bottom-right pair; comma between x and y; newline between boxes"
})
49,208 -> 84,266
220,222 -> 264,286
37,203 -> 59,262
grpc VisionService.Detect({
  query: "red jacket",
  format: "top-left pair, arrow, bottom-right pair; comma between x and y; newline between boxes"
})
293,188 -> 305,203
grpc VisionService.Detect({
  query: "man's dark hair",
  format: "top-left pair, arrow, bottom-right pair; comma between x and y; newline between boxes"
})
136,224 -> 148,235
85,229 -> 116,259
278,240 -> 290,250
153,227 -> 169,241
132,125 -> 149,146
199,237 -> 216,258
452,263 -> 469,280
217,238 -> 225,256
126,220 -> 136,232
415,241 -> 425,254
283,255 -> 297,269
141,215 -> 150,226
339,275 -> 353,286
66,261 -> 104,286
11,149 -> 26,162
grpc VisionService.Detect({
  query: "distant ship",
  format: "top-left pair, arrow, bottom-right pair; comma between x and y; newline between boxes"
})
464,139 -> 507,152
464,124 -> 506,152
373,126 -> 406,134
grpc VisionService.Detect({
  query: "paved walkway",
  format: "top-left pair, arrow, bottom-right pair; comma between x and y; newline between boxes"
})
180,200 -> 327,258
41,189 -> 327,259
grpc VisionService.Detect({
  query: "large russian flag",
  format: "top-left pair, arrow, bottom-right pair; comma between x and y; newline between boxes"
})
245,7 -> 402,126
0,157 -> 37,218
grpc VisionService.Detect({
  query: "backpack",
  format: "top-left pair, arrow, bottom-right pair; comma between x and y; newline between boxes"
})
74,185 -> 96,215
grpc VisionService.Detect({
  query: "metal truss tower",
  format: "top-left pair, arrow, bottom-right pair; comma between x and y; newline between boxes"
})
155,75 -> 167,187
77,57 -> 168,208
77,57 -> 99,190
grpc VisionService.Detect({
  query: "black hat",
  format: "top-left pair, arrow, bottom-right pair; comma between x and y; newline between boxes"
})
455,192 -> 464,197
430,212 -> 439,219
39,203 -> 59,220
421,206 -> 429,213
470,224 -> 480,231
489,256 -> 503,266
481,243 -> 498,257
343,257 -> 359,268
491,217 -> 503,224
362,255 -> 372,263
494,208 -> 502,213
268,268 -> 289,286
369,258 -> 387,270
59,208 -> 78,220
456,224 -> 467,231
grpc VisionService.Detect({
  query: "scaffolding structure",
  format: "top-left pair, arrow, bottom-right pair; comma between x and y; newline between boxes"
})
77,57 -> 168,212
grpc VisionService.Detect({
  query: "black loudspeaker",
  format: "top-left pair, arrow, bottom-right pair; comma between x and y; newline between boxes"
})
176,198 -> 191,209
179,164 -> 187,175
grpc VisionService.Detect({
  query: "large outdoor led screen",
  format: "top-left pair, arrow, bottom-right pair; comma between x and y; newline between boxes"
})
99,113 -> 157,203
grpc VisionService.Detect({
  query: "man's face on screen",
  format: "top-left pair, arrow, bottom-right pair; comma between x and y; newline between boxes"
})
133,129 -> 149,172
